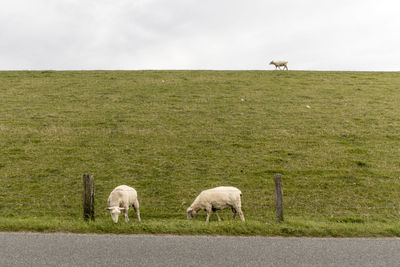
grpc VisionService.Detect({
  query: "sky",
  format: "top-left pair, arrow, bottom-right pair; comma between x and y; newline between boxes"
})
1,0 -> 399,71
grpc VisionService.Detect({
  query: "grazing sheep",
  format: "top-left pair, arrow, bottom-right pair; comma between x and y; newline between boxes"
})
269,60 -> 288,70
106,185 -> 141,223
186,186 -> 245,223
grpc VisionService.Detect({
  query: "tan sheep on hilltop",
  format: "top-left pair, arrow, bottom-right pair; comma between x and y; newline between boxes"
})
269,60 -> 288,70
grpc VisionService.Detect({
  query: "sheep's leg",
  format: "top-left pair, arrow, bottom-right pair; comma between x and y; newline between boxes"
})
133,200 -> 141,222
205,207 -> 212,223
206,211 -> 211,223
232,207 -> 237,219
214,211 -> 221,222
211,207 -> 221,221
236,207 -> 245,222
123,207 -> 129,222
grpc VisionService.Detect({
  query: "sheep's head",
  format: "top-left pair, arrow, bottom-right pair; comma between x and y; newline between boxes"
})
269,61 -> 274,65
106,206 -> 125,223
186,207 -> 197,220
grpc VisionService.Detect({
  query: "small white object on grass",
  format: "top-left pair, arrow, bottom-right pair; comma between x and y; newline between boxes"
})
306,105 -> 310,109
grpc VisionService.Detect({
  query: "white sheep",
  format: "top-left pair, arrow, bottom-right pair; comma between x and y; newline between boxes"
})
186,186 -> 245,223
269,60 -> 288,70
106,185 -> 141,223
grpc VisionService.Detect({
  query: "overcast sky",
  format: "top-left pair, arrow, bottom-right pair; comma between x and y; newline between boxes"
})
1,0 -> 399,71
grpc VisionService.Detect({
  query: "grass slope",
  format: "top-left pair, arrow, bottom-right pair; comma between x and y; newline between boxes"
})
1,70 -> 400,236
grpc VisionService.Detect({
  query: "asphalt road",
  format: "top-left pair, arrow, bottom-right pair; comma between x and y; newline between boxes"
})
1,233 -> 400,266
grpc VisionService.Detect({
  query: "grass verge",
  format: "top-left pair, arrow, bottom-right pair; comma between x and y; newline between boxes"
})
2,217 -> 400,237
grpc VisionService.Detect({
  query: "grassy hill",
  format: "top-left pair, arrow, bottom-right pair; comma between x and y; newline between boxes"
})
1,70 -> 400,236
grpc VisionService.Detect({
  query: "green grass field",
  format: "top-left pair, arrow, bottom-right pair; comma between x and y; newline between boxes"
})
1,70 -> 400,236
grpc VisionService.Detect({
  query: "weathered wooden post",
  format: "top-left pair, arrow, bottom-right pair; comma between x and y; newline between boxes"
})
83,174 -> 95,221
273,173 -> 284,222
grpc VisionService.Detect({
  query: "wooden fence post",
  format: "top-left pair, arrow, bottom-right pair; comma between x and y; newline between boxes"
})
83,174 -> 95,221
273,173 -> 284,222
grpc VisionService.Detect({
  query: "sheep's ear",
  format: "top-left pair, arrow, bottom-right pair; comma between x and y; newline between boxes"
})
106,207 -> 112,210
118,207 -> 125,210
